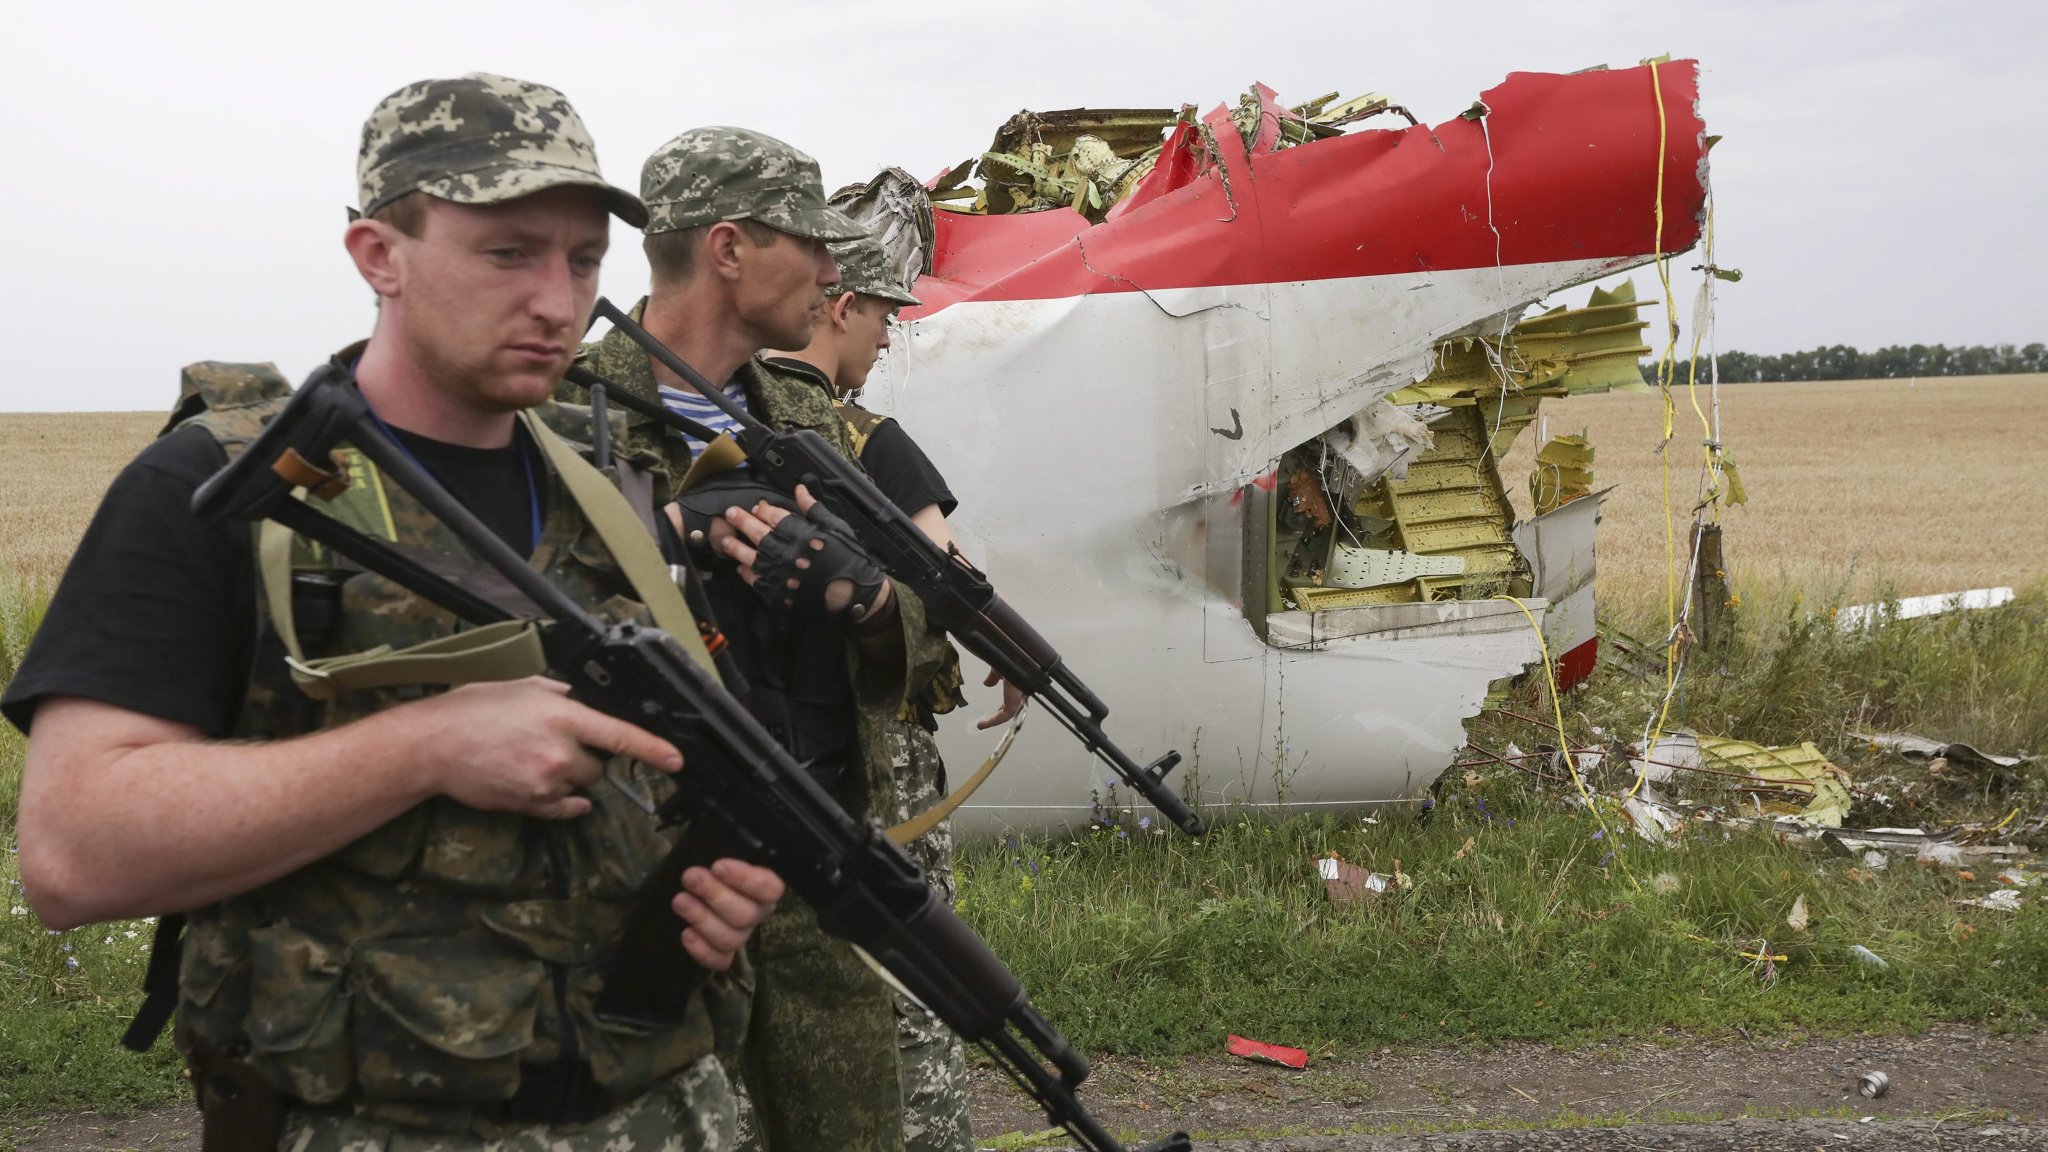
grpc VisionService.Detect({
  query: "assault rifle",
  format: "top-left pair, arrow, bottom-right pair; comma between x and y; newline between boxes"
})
566,297 -> 1203,837
190,364 -> 1190,1152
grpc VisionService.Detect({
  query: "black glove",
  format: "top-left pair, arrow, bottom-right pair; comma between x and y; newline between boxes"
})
749,500 -> 888,628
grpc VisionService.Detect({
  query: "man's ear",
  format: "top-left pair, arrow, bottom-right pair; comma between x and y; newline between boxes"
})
344,219 -> 406,301
826,292 -> 856,333
704,221 -> 745,281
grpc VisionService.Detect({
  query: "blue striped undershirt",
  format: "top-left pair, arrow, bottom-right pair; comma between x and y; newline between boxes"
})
657,380 -> 751,465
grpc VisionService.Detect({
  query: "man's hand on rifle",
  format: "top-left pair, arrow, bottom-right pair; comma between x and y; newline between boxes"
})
674,859 -> 784,970
422,677 -> 683,821
416,678 -> 783,969
705,484 -> 896,627
977,669 -> 1028,730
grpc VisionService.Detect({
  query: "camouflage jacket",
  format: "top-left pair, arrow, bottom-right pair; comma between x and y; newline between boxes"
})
169,357 -> 720,1131
566,302 -> 952,807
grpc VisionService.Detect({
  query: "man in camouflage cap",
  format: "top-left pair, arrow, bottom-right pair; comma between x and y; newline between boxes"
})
565,127 -> 955,1152
7,73 -> 784,1152
765,235 -> 920,399
356,71 -> 650,225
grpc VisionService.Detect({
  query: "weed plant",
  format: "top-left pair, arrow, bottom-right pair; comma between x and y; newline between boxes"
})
1540,580 -> 2048,830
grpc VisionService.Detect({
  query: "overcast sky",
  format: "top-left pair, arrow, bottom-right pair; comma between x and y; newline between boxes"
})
3,0 -> 2041,412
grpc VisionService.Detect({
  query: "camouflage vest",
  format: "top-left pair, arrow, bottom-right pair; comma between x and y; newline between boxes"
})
564,306 -> 953,786
166,361 -> 719,1126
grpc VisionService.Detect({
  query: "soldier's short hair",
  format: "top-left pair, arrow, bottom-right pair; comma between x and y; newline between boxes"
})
369,191 -> 431,239
644,218 -> 784,284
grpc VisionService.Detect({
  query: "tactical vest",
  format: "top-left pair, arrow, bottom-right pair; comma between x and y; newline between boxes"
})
165,361 -> 720,1129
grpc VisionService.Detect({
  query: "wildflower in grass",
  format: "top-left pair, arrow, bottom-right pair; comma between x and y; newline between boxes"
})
1599,850 -> 1616,868
1651,872 -> 1681,895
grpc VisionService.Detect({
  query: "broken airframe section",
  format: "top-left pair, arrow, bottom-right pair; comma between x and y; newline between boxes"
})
854,62 -> 1710,832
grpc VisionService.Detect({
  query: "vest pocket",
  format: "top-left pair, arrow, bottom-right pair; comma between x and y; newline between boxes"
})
414,802 -> 531,890
243,924 -> 352,1104
351,940 -> 544,1101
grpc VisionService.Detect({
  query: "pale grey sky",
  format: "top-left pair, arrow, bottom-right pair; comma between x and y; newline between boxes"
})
2,0 -> 2041,411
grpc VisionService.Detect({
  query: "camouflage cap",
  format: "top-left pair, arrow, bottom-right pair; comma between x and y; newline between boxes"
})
640,127 -> 866,240
357,73 -> 647,227
825,236 -> 922,306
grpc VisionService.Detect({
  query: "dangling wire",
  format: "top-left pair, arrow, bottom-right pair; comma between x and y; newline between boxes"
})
1628,62 -> 1733,796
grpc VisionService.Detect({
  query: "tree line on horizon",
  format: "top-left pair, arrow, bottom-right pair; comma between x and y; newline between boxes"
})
1637,342 -> 2047,384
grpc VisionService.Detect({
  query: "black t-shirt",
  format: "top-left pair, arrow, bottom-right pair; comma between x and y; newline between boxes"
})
2,423 -> 546,738
859,418 -> 956,519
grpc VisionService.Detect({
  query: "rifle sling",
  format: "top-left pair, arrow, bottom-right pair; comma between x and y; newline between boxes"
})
886,709 -> 1023,846
256,412 -> 716,700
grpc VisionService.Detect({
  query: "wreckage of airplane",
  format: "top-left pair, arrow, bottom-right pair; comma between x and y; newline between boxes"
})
838,60 -> 1711,831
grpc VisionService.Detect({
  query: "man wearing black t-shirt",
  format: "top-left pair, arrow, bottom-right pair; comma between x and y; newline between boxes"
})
3,75 -> 783,1152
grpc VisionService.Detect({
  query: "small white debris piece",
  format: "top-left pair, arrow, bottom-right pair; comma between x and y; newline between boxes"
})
1623,796 -> 1683,843
1956,889 -> 2024,912
1862,851 -> 1890,872
1630,732 -> 1702,784
1917,842 -> 1965,868
1787,895 -> 1810,932
1838,587 -> 2015,629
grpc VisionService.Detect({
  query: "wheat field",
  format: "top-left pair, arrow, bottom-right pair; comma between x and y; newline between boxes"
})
1499,373 -> 2048,607
3,375 -> 2047,600
0,413 -> 165,589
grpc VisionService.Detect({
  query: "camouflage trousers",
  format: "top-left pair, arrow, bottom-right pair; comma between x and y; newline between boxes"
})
729,899 -> 905,1152
886,722 -> 974,1152
725,721 -> 976,1152
276,1056 -> 735,1152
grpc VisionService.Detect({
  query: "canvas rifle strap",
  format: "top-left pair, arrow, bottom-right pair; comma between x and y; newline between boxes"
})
520,410 -> 715,677
259,412 -> 716,700
675,432 -> 747,496
886,707 -> 1024,846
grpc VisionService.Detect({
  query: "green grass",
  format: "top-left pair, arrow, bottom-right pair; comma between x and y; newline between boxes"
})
1596,575 -> 2048,763
952,583 -> 2048,1058
3,572 -> 2044,1123
0,571 -> 185,1122
956,793 -> 2046,1057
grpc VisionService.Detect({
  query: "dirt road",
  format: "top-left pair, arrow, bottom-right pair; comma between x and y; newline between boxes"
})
11,1025 -> 2040,1151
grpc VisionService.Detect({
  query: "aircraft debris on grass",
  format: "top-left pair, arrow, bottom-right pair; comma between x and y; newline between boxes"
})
830,60 -> 1713,831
